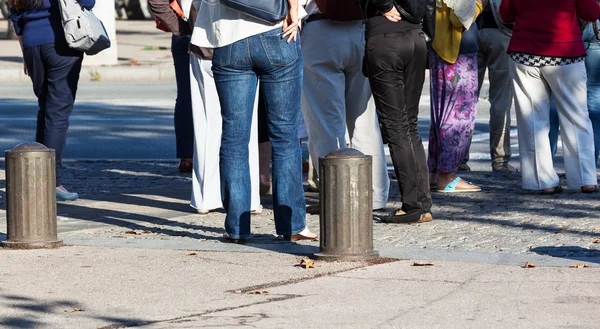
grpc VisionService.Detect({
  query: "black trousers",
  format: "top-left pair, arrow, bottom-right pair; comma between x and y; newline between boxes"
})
171,35 -> 194,159
364,28 -> 432,214
23,43 -> 83,187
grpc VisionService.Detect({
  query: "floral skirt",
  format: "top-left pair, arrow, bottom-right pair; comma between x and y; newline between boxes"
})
428,52 -> 479,173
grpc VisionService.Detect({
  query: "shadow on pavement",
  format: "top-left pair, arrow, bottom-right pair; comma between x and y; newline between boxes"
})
0,293 -> 147,329
530,246 -> 600,264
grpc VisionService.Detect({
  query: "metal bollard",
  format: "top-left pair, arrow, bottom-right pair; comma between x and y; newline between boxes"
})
2,142 -> 62,249
315,148 -> 378,261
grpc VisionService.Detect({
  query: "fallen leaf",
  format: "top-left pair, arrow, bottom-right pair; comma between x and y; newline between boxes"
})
233,290 -> 242,294
64,308 -> 84,313
142,230 -> 152,234
129,60 -> 139,66
248,290 -> 269,295
187,252 -> 197,256
523,262 -> 536,268
570,263 -> 590,269
593,239 -> 600,244
299,258 -> 315,269
412,262 -> 434,267
124,230 -> 138,235
594,226 -> 600,231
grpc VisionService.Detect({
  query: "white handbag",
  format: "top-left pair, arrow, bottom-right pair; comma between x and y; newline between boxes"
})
58,0 -> 111,55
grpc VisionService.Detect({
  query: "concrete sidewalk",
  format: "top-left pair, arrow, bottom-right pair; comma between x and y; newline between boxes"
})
0,20 -> 175,82
1,159 -> 600,328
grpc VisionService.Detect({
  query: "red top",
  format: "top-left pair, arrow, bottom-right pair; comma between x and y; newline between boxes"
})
500,0 -> 600,57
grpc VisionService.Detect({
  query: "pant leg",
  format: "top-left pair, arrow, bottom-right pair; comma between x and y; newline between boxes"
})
428,52 -> 478,174
190,57 -> 223,211
253,28 -> 306,236
366,28 -> 431,214
510,60 -> 559,190
212,37 -> 258,239
585,41 -> 600,162
23,46 -> 47,146
484,29 -> 513,166
25,44 -> 83,187
548,97 -> 560,157
543,62 -> 597,188
301,20 -> 349,170
343,22 -> 390,210
172,35 -> 194,159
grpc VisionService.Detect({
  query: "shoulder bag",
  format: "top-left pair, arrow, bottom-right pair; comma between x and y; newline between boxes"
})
220,0 -> 288,24
58,0 -> 111,55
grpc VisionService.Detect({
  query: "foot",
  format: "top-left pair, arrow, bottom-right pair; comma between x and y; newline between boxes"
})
251,205 -> 263,215
56,186 -> 78,201
437,173 -> 480,192
581,185 -> 599,193
178,158 -> 193,173
284,228 -> 318,241
197,209 -> 210,215
492,164 -> 519,173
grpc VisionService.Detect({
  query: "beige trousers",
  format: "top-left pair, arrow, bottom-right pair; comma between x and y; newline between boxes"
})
510,60 -> 597,189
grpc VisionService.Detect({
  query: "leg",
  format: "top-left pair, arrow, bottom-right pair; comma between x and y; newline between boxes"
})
367,29 -> 430,215
172,35 -> 194,161
257,85 -> 272,195
212,39 -> 257,239
254,28 -> 307,237
190,57 -> 223,211
544,63 -> 597,189
429,53 -> 480,189
39,44 -> 83,187
344,21 -> 390,210
510,60 -> 559,190
485,30 -> 514,169
23,46 -> 48,145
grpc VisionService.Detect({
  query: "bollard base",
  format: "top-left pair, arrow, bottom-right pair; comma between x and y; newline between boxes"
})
314,251 -> 380,262
1,240 -> 63,249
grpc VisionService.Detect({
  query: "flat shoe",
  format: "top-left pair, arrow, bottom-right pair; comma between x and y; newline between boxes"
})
437,177 -> 481,193
56,188 -> 78,201
581,185 -> 599,193
381,209 -> 422,223
492,164 -> 519,173
541,186 -> 563,195
283,228 -> 318,241
178,159 -> 193,173
223,233 -> 246,244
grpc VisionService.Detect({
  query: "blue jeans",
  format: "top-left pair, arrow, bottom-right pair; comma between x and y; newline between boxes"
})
550,37 -> 600,161
212,28 -> 306,239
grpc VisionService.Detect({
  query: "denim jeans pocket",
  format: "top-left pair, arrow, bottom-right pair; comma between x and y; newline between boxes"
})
260,30 -> 299,67
212,44 -> 232,68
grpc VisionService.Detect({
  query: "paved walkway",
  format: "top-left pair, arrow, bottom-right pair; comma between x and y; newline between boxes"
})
0,20 -> 174,82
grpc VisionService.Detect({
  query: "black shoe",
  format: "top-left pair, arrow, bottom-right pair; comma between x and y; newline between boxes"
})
380,209 -> 422,224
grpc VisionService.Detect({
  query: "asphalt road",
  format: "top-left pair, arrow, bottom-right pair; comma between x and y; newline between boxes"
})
0,80 -> 522,170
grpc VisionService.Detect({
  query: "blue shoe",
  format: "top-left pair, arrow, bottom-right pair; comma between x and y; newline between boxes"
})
56,187 -> 78,201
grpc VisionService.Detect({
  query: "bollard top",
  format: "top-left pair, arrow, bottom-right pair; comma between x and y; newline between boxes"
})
6,142 -> 52,154
323,148 -> 368,159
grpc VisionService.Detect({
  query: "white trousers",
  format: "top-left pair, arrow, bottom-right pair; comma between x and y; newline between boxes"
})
300,19 -> 390,209
189,57 -> 260,210
510,60 -> 597,189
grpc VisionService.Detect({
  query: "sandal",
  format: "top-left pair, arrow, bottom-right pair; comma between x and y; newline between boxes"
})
541,186 -> 563,195
437,177 -> 481,193
581,185 -> 599,193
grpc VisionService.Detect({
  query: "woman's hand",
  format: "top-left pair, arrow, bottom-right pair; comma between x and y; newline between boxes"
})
282,1 -> 299,43
383,6 -> 402,22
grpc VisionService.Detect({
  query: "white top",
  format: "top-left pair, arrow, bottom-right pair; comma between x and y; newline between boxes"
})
191,0 -> 308,48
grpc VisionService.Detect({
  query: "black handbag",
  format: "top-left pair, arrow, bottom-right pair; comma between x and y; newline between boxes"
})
220,0 -> 288,24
